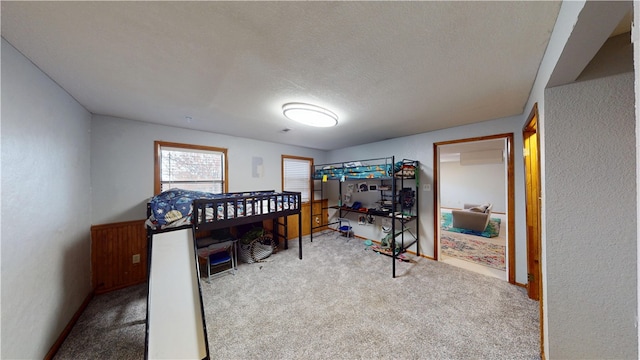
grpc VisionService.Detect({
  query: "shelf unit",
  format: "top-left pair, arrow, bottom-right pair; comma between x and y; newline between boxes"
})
310,157 -> 419,277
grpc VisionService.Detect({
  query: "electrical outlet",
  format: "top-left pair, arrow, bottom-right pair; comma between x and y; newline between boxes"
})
132,254 -> 140,264
423,184 -> 431,191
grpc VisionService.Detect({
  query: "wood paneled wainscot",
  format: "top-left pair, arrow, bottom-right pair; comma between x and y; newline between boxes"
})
263,199 -> 328,243
91,220 -> 147,294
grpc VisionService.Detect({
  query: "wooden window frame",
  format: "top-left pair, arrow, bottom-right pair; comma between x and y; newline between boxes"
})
154,141 -> 229,195
281,155 -> 313,204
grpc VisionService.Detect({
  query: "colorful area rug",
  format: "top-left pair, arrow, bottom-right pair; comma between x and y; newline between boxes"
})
441,212 -> 501,238
440,233 -> 505,270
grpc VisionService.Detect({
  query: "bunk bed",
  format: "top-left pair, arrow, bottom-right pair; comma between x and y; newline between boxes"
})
146,188 -> 302,251
144,188 -> 302,359
311,157 -> 419,278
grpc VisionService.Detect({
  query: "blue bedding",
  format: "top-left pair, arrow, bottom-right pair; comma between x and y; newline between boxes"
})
147,188 -> 298,228
313,161 -> 414,180
313,163 -> 394,180
148,189 -> 224,226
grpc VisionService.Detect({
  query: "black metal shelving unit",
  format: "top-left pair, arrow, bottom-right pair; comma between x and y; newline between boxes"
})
310,157 -> 419,277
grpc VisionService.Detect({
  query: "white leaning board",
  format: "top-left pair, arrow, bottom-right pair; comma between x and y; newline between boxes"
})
148,229 -> 207,359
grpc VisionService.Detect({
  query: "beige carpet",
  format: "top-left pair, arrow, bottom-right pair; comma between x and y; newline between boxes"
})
54,231 -> 539,359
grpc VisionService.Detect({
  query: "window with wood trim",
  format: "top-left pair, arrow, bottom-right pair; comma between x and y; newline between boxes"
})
282,155 -> 312,203
154,141 -> 228,195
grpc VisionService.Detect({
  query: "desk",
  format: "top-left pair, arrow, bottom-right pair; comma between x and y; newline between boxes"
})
197,238 -> 237,282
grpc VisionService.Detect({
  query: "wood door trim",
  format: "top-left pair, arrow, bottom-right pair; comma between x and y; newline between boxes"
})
433,132 -> 516,284
523,103 -> 544,358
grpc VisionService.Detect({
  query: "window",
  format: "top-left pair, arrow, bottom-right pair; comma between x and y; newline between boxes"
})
282,155 -> 312,203
154,141 -> 228,194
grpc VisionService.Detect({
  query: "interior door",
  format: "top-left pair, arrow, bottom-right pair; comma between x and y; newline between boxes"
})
523,106 -> 542,301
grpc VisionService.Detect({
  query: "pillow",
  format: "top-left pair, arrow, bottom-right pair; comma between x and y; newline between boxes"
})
469,206 -> 486,213
484,203 -> 493,213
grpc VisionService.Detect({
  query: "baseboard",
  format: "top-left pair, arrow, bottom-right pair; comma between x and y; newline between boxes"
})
95,279 -> 146,295
44,290 -> 95,360
413,251 -> 435,261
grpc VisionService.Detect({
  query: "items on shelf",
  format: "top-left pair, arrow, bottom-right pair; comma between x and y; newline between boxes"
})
310,157 -> 419,277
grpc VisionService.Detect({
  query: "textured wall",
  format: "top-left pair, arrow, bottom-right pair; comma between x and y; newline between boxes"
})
326,114 -> 528,283
90,115 -> 326,225
440,161 -> 506,213
1,39 -> 92,358
635,3 -> 640,357
545,72 -> 636,358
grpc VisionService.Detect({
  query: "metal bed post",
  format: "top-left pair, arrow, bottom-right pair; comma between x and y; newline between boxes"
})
391,156 -> 397,278
298,202 -> 303,259
415,161 -> 420,257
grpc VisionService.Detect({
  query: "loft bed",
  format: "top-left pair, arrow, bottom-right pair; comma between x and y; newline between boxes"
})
312,158 -> 416,180
313,160 -> 394,180
311,157 -> 419,278
145,188 -> 302,252
144,188 -> 302,359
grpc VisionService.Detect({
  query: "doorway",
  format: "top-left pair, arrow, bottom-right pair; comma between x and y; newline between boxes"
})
433,133 -> 516,284
523,104 -> 543,357
523,105 -> 542,301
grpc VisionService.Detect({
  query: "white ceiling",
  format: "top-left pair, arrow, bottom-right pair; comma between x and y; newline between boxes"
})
1,1 -> 563,151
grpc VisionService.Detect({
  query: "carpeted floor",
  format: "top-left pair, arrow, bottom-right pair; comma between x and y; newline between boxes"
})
54,232 -> 539,359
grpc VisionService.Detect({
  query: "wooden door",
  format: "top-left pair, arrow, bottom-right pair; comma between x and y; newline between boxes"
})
523,106 -> 542,301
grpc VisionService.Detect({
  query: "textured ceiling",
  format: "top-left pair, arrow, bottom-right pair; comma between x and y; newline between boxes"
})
1,1 -> 562,150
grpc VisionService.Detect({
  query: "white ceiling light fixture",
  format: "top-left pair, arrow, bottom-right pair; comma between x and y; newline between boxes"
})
282,103 -> 338,127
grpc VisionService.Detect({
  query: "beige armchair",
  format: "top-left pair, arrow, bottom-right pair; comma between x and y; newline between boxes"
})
451,203 -> 492,232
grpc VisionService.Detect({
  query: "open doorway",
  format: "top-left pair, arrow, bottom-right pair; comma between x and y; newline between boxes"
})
433,134 -> 515,284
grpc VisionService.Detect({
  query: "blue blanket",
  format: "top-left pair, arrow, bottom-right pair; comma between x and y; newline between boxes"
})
149,189 -> 222,226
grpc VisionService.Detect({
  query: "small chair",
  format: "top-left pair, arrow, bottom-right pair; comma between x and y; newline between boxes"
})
197,239 -> 237,283
337,218 -> 353,240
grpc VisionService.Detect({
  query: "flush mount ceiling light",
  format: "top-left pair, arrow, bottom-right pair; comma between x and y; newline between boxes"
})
282,103 -> 338,127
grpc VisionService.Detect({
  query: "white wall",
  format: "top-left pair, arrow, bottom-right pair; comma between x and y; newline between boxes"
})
91,115 -> 327,224
545,72 -> 636,358
325,114 -> 528,284
1,39 -> 93,358
635,3 -> 640,357
525,2 -> 636,356
521,2 -> 586,353
439,161 -> 506,213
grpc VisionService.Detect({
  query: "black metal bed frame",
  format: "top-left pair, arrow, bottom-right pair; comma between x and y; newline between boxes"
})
143,190 -> 303,360
310,157 -> 419,278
